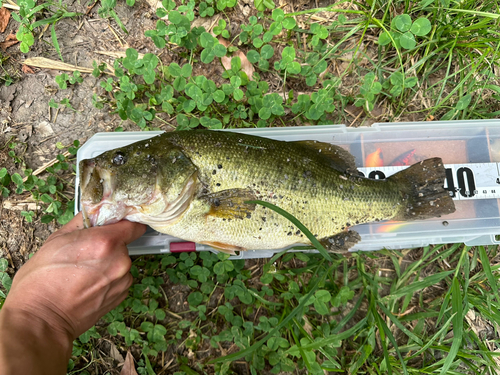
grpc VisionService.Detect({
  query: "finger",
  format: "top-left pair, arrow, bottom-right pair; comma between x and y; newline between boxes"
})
121,273 -> 134,290
46,212 -> 85,243
107,254 -> 132,280
91,219 -> 147,246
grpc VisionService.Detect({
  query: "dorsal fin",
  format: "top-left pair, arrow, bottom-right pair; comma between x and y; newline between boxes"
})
292,140 -> 358,174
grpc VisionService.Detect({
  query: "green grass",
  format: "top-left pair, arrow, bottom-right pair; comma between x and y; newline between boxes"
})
61,244 -> 500,374
2,0 -> 500,373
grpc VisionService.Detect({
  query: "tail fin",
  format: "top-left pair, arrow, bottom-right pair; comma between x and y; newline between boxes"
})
390,158 -> 455,220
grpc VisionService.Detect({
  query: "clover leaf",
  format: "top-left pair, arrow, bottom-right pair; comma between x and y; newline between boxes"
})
379,14 -> 432,50
200,32 -> 227,63
145,20 -> 168,48
392,14 -> 412,32
276,46 -> 300,75
199,2 -> 214,17
213,19 -> 230,39
216,0 -> 236,11
310,23 -> 328,46
254,0 -> 275,11
410,17 -> 432,36
258,93 -> 284,120
200,116 -> 222,129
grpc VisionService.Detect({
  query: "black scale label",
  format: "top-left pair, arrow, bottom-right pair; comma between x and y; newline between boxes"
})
358,163 -> 500,201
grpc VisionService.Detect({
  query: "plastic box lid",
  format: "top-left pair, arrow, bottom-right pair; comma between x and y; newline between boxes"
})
76,120 -> 500,258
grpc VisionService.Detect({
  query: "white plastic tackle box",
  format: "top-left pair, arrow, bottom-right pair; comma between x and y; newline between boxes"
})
76,120 -> 500,258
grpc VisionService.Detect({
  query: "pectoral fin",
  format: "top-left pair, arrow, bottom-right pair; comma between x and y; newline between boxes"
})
203,188 -> 257,220
319,230 -> 361,253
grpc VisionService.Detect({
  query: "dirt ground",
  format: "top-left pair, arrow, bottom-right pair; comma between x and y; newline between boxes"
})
0,1 -> 157,264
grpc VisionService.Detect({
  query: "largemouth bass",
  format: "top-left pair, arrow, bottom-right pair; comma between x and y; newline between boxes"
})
79,130 -> 455,253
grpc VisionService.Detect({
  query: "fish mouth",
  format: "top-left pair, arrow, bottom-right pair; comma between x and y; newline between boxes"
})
81,204 -> 91,229
79,159 -> 198,229
84,201 -> 132,227
80,159 -> 127,228
80,159 -> 96,228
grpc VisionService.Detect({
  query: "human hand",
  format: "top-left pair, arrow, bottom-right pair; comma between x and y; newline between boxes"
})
2,213 -> 146,340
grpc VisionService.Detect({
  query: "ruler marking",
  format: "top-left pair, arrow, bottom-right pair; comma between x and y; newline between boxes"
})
358,162 -> 500,201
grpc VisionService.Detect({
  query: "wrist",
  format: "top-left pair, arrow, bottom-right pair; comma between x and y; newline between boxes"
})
0,305 -> 73,375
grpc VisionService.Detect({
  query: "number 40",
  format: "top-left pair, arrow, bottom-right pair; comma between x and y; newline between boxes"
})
445,167 -> 476,198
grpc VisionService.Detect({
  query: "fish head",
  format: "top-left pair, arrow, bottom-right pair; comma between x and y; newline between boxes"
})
79,140 -> 162,228
79,136 -> 198,229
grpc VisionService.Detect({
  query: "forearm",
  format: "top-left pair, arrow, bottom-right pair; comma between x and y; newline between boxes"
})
0,306 -> 73,375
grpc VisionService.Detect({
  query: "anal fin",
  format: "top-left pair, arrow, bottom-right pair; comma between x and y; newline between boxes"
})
319,230 -> 361,253
201,241 -> 246,255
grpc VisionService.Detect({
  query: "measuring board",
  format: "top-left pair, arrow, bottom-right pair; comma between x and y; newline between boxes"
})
77,123 -> 500,256
359,163 -> 500,201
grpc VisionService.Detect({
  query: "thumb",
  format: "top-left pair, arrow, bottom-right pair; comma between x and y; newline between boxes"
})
45,212 -> 84,244
89,219 -> 147,245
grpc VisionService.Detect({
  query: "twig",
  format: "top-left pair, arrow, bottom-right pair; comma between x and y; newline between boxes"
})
349,109 -> 363,127
53,107 -> 60,123
95,50 -> 145,59
157,358 -> 176,375
107,24 -> 124,47
23,151 -> 71,182
40,134 -> 59,144
23,57 -> 114,75
2,200 -> 40,211
165,309 -> 183,320
2,3 -> 20,10
207,14 -> 221,33
38,24 -> 50,40
85,0 -> 98,15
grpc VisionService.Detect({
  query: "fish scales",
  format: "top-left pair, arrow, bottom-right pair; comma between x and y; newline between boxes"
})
80,130 -> 455,253
159,132 -> 398,246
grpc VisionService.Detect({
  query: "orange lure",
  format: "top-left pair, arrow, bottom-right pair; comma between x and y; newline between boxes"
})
391,149 -> 416,166
365,148 -> 384,167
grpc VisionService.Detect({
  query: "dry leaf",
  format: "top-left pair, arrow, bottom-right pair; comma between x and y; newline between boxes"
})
237,51 -> 255,80
0,32 -> 18,51
21,64 -> 35,74
144,0 -> 167,19
22,57 -> 94,74
109,342 -> 125,363
218,38 -> 254,79
218,37 -> 230,48
2,201 -> 40,211
120,351 -> 138,375
221,50 -> 255,81
0,8 -> 10,33
0,39 -> 18,51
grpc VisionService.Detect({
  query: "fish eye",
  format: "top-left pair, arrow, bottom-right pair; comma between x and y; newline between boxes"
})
112,152 -> 127,165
